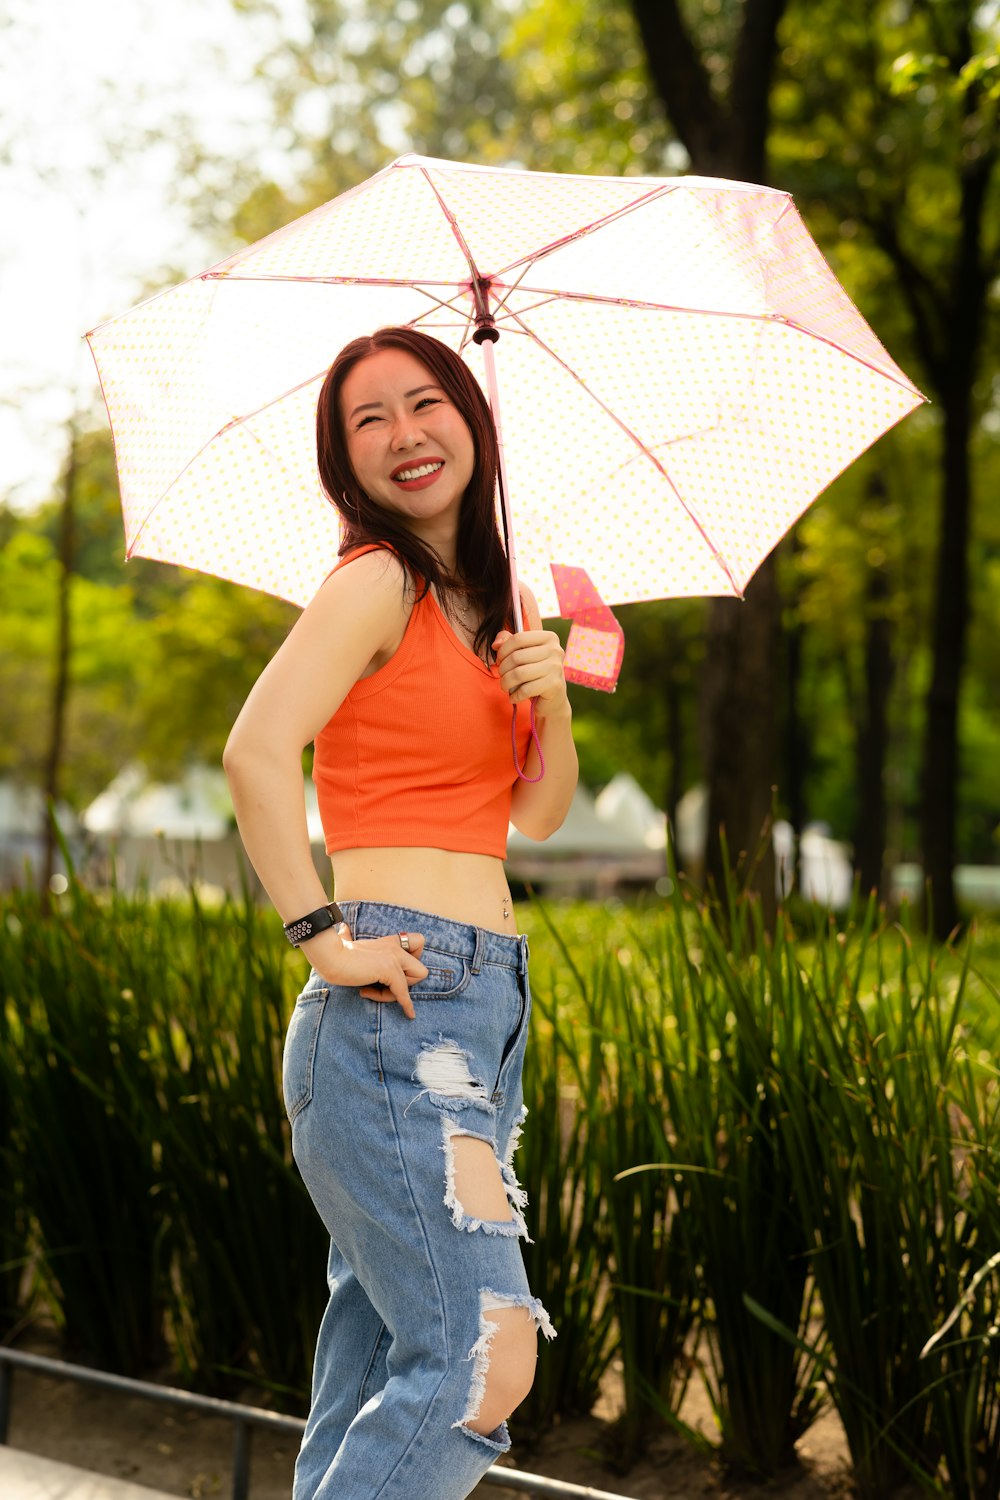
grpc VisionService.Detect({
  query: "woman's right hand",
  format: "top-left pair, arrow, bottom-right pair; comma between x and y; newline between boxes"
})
300,926 -> 428,1020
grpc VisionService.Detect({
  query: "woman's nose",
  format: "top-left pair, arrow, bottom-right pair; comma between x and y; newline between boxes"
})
390,418 -> 423,450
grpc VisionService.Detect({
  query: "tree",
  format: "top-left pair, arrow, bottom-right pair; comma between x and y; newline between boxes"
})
0,428 -> 298,820
41,421 -> 79,895
773,0 -> 1000,936
627,0 -> 789,920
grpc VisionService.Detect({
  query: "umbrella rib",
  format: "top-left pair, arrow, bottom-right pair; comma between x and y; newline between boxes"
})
399,281 -> 477,346
504,308 -> 744,596
417,165 -> 484,295
490,259 -> 537,317
490,183 -> 677,282
407,283 -> 472,315
201,272 -> 468,289
500,289 -> 924,397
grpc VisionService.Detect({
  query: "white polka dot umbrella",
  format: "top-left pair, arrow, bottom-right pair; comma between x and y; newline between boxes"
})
85,153 -> 925,690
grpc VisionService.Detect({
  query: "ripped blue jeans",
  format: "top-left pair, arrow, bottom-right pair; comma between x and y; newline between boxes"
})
282,900 -> 555,1500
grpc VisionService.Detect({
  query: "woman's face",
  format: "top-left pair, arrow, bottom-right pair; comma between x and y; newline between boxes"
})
340,347 -> 475,539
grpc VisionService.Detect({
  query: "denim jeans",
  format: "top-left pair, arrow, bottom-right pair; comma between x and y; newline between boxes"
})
282,900 -> 555,1500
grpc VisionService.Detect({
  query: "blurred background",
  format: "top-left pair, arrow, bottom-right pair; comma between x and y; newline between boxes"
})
2,0 -> 999,936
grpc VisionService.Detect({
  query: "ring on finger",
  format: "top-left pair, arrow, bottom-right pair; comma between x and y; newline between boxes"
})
398,932 -> 411,952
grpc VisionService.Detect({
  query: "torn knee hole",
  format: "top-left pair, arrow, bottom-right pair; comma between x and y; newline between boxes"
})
453,1292 -> 556,1441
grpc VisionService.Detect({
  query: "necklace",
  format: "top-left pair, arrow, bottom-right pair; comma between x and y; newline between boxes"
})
445,586 -> 477,638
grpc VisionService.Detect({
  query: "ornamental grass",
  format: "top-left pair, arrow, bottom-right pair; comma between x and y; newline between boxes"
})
0,858 -> 997,1495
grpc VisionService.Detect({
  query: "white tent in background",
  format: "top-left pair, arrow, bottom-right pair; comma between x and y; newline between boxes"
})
674,783 -> 708,869
799,823 -> 854,909
79,763 -> 329,896
83,763 -> 327,845
82,764 -> 232,840
508,782 -> 644,857
506,781 -> 665,895
594,772 -> 668,850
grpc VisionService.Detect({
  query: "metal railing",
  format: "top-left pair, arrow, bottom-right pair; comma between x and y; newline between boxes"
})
0,1347 -> 631,1500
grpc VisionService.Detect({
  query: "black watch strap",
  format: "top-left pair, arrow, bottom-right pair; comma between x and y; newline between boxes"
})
283,901 -> 346,947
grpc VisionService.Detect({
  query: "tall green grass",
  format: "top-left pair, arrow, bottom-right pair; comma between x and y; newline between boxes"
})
0,910 -> 31,1335
0,877 -> 327,1390
549,882 -> 826,1477
138,888 -> 328,1396
516,976 -> 616,1435
754,899 -> 1000,1498
1,873 -> 997,1495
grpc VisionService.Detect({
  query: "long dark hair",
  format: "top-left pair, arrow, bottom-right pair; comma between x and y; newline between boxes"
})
316,326 -> 514,661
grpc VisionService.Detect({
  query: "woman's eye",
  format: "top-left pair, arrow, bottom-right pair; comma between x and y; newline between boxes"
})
415,397 -> 442,410
355,414 -> 380,428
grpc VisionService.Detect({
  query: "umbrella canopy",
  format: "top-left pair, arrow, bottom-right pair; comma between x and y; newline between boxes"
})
86,153 -> 924,620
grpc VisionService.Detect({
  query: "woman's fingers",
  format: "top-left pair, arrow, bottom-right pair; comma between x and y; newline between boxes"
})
496,634 -> 567,705
361,979 -> 416,1020
357,931 -> 427,1018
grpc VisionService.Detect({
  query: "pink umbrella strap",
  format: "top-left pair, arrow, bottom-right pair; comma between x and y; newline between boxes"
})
512,699 -> 545,783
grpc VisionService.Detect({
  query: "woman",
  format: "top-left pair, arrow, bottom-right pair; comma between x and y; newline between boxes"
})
223,325 -> 578,1499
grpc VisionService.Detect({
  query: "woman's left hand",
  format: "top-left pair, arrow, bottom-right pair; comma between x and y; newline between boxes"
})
492,626 -> 569,718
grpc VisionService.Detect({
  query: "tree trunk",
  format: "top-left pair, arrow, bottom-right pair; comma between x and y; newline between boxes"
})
42,423 -> 77,900
854,477 -> 893,900
782,531 -> 808,841
629,0 -> 788,925
700,554 -> 779,912
919,389 -> 972,940
664,641 -> 685,875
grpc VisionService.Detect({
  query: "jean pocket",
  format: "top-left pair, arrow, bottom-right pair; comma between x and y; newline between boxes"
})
354,938 -> 473,1001
283,987 -> 329,1122
406,947 -> 472,1001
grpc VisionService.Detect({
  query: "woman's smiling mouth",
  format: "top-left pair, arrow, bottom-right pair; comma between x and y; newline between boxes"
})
391,459 -> 445,489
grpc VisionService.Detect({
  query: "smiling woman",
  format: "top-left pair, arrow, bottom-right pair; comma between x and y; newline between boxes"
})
342,354 -> 475,527
222,325 -> 579,1500
317,325 -> 512,664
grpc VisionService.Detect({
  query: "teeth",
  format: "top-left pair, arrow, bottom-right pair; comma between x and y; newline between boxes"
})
395,462 -> 443,482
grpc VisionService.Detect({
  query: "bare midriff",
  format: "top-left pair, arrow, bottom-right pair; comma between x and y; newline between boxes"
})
332,846 -> 517,936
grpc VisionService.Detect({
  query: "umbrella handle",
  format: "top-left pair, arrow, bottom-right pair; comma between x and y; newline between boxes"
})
512,699 -> 545,783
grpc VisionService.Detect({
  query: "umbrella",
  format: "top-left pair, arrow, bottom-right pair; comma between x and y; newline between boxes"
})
85,153 -> 924,690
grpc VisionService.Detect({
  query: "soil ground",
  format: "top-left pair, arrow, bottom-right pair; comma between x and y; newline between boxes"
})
5,1325 -> 859,1499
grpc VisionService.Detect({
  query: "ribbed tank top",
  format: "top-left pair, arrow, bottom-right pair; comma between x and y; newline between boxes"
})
313,546 -> 533,859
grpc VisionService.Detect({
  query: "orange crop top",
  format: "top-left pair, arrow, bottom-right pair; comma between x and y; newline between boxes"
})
313,546 -> 534,859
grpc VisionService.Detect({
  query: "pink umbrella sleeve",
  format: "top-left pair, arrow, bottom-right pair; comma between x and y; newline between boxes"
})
551,564 -> 624,692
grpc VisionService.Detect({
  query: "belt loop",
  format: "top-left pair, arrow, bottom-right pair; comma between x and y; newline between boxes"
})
471,926 -> 485,974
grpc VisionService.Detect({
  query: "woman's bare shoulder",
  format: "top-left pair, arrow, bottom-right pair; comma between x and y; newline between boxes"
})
326,544 -> 409,590
312,545 -> 413,620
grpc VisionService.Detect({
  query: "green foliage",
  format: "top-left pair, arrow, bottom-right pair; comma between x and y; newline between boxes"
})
517,972 -> 617,1433
498,0 -> 671,174
2,881 -> 998,1490
0,431 -> 297,805
772,1 -> 1000,393
0,877 -> 327,1390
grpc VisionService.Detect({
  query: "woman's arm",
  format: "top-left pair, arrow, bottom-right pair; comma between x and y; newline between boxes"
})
223,549 -> 428,1012
498,584 -> 578,841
